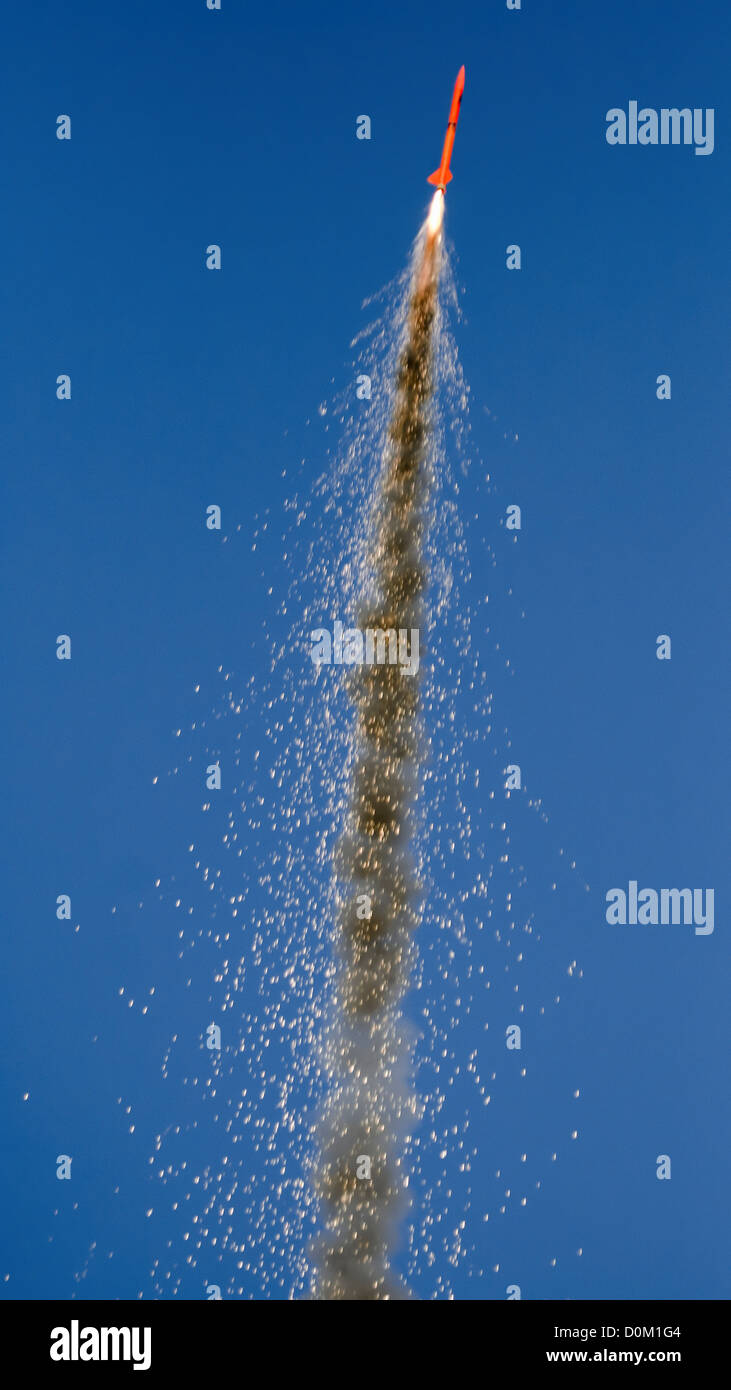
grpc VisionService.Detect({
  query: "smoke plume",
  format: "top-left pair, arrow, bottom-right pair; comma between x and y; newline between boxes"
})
312,210 -> 443,1299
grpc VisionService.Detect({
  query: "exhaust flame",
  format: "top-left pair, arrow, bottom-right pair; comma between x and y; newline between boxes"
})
427,190 -> 444,239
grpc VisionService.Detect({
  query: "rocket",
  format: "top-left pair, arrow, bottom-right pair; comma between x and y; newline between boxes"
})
428,66 -> 465,191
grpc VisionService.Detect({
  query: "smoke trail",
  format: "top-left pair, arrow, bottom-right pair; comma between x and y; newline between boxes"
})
79,191 -> 589,1302
312,204 -> 444,1299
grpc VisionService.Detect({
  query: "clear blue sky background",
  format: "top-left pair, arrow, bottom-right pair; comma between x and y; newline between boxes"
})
1,0 -> 728,1300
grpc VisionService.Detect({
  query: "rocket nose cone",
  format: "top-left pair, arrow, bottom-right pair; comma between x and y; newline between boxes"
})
456,65 -> 465,94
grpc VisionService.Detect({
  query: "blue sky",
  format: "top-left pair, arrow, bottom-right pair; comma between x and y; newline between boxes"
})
1,0 -> 728,1300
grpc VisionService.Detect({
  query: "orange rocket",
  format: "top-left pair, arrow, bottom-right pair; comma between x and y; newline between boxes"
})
427,66 -> 465,191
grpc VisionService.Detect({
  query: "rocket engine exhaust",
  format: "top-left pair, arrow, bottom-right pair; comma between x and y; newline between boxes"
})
311,71 -> 462,1301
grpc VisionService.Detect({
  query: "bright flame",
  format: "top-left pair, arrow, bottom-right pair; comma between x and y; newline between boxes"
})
427,190 -> 444,239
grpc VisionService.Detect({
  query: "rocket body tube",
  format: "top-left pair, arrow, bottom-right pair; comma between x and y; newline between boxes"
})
427,66 -> 465,191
